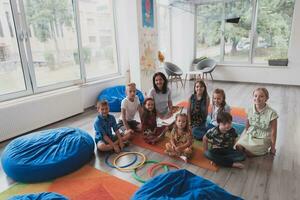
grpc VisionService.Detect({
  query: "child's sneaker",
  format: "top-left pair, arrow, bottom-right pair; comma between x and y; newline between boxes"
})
179,155 -> 188,163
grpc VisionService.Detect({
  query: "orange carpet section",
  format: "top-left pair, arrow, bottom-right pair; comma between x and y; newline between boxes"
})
0,165 -> 138,200
131,134 -> 218,171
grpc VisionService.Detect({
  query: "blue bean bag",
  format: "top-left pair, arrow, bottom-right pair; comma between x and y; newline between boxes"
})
98,85 -> 144,112
8,192 -> 68,200
1,127 -> 94,183
131,169 -> 243,200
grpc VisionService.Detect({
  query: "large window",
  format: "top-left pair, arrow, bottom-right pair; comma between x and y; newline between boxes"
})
196,3 -> 223,61
78,0 -> 118,80
0,0 -> 28,97
224,0 -> 252,62
253,0 -> 295,63
24,0 -> 81,87
0,0 -> 119,101
196,0 -> 295,65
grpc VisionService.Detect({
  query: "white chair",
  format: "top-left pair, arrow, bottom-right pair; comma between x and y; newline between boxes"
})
184,58 -> 217,87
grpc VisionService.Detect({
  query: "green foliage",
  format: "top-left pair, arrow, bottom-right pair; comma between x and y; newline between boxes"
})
43,51 -> 55,70
73,47 -> 91,64
197,0 -> 295,56
44,51 -> 55,64
25,0 -> 73,42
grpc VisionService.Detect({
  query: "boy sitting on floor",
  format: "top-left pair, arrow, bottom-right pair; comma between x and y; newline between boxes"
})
118,83 -> 143,134
94,100 -> 131,153
203,112 -> 245,169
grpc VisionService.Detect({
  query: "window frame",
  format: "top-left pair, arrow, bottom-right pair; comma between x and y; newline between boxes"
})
0,0 -> 121,102
195,0 -> 294,66
76,0 -> 121,82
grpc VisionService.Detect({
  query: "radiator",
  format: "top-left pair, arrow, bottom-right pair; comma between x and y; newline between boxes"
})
0,87 -> 83,142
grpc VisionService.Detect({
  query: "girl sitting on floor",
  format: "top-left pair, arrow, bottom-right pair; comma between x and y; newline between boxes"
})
141,97 -> 166,144
188,80 -> 210,140
207,88 -> 231,130
165,113 -> 193,162
235,87 -> 278,156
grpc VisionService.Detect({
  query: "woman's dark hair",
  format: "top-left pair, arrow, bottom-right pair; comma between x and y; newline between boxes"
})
152,72 -> 168,94
194,80 -> 208,100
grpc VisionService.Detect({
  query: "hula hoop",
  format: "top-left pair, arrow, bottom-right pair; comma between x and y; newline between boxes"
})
147,162 -> 180,177
113,152 -> 146,171
105,151 -> 138,169
132,160 -> 169,183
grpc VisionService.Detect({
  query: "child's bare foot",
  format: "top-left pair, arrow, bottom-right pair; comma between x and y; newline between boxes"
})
232,162 -> 244,169
209,161 -> 216,166
179,155 -> 188,163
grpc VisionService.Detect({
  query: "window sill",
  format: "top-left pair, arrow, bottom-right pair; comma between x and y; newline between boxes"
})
82,74 -> 125,87
1,74 -> 125,105
217,63 -> 288,69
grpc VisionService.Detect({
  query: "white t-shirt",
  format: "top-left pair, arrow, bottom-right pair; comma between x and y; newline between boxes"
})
148,87 -> 172,116
121,96 -> 140,121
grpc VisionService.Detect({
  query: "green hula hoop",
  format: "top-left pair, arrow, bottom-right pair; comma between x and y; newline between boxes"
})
132,160 -> 169,183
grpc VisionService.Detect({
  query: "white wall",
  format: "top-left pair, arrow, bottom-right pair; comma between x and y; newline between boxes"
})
170,5 -> 195,73
115,0 -> 141,89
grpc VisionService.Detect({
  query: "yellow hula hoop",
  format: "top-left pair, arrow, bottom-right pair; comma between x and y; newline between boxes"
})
113,152 -> 146,171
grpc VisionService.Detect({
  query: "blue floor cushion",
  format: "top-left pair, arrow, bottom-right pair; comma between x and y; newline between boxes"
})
8,192 -> 68,200
98,85 -> 144,112
1,127 -> 94,183
131,169 -> 243,200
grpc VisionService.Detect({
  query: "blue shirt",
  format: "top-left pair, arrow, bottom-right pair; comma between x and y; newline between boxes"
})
94,114 -> 118,143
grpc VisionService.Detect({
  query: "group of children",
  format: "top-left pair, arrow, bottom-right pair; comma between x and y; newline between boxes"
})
94,72 -> 278,169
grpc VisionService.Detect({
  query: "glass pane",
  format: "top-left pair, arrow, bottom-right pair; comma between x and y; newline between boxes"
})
78,0 -> 118,79
196,3 -> 223,61
0,0 -> 26,95
24,0 -> 81,87
224,0 -> 252,63
158,4 -> 171,61
254,0 -> 295,64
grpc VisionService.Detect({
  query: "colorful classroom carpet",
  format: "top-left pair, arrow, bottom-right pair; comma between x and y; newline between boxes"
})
131,134 -> 218,172
0,165 -> 138,200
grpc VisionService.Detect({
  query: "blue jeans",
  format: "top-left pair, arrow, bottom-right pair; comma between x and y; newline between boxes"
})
192,123 -> 207,140
204,148 -> 245,167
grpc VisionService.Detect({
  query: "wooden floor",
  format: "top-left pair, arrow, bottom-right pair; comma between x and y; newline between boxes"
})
1,80 -> 300,200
